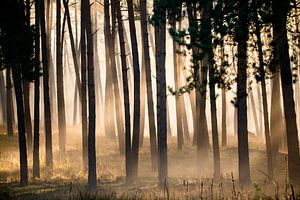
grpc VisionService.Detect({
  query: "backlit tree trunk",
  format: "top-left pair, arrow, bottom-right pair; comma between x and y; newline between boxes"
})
236,0 -> 251,185
272,0 -> 300,185
127,0 -> 141,179
140,0 -> 158,172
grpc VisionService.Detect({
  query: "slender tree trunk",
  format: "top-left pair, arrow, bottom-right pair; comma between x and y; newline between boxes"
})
110,1 -> 125,155
116,0 -> 132,182
154,0 -> 168,188
12,64 -> 28,186
41,0 -> 53,174
33,0 -> 40,178
63,0 -> 82,99
81,0 -> 88,171
253,0 -> 273,179
57,0 -> 67,154
6,67 -> 14,137
82,0 -> 97,189
140,0 -> 158,172
272,0 -> 300,185
46,0 -> 57,128
104,0 -> 116,140
236,0 -> 250,185
23,0 -> 33,153
203,0 -> 221,179
127,0 -> 141,179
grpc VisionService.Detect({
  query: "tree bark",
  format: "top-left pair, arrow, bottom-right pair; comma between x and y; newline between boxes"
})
41,0 -> 53,174
253,0 -> 273,179
81,0 -> 88,171
127,0 -> 141,180
110,1 -> 125,155
12,64 -> 28,186
33,0 -> 40,178
140,0 -> 158,172
82,0 -> 97,189
57,0 -> 67,154
154,0 -> 168,188
236,0 -> 251,185
104,0 -> 116,140
272,0 -> 300,185
116,0 -> 132,182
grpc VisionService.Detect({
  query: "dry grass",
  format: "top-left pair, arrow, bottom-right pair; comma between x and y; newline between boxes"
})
0,126 -> 299,199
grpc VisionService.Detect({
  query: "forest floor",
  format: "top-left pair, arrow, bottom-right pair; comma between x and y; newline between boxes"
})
0,125 -> 299,199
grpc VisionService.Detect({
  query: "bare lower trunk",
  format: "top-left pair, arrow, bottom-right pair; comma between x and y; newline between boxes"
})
104,0 -> 116,140
154,0 -> 168,187
253,0 -> 273,179
127,0 -> 141,180
82,0 -> 97,189
12,64 -> 28,186
273,0 -> 300,185
57,0 -> 67,154
41,0 -> 53,174
116,0 -> 132,182
81,0 -> 88,171
110,1 -> 125,155
236,0 -> 250,185
33,0 -> 40,178
140,0 -> 158,172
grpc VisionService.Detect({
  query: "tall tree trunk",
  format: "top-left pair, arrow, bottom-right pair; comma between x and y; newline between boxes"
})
24,0 -> 33,155
236,0 -> 251,185
12,64 -> 28,186
104,0 -> 116,140
46,0 -> 57,128
63,0 -> 82,99
253,0 -> 273,179
6,67 -> 14,137
81,0 -> 88,171
57,0 -> 67,154
110,1 -> 125,155
140,0 -> 158,172
127,0 -> 141,179
272,0 -> 300,185
154,0 -> 168,188
203,0 -> 221,179
116,0 -> 132,182
172,20 -> 184,151
82,0 -> 97,189
41,0 -> 53,174
33,0 -> 40,178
